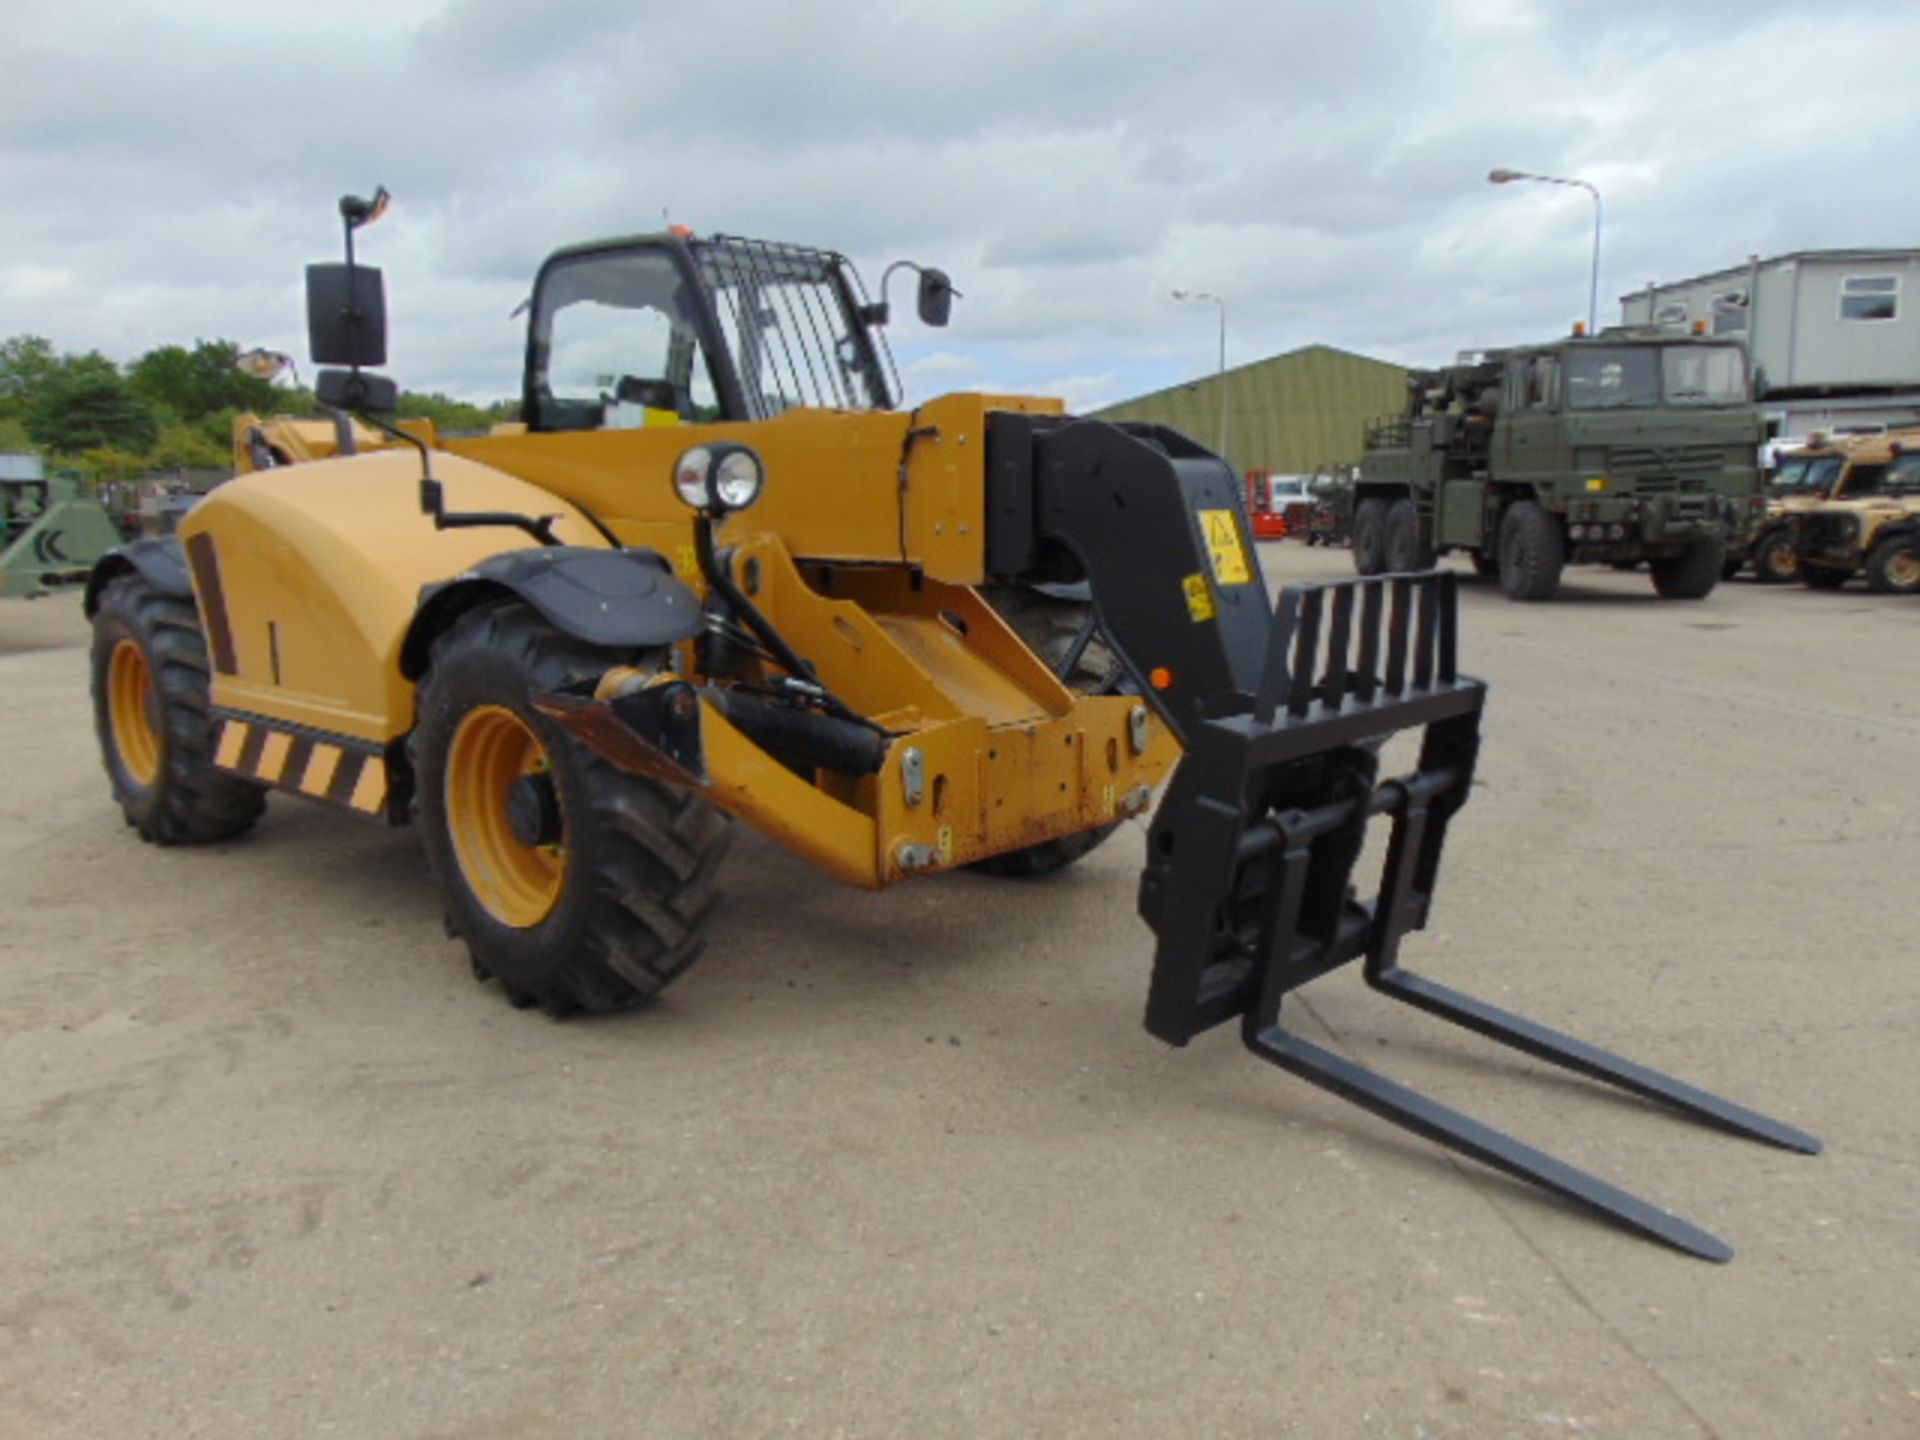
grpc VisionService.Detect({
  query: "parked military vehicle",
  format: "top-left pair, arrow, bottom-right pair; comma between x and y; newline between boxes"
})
1,471 -> 126,598
80,190 -> 1817,1259
1731,431 -> 1918,583
1352,328 -> 1766,600
1793,436 -> 1920,592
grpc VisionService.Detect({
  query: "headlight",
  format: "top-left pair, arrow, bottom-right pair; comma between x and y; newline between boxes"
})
672,443 -> 765,514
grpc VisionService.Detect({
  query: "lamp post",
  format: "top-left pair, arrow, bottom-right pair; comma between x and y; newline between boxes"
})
1488,168 -> 1603,335
1172,288 -> 1229,458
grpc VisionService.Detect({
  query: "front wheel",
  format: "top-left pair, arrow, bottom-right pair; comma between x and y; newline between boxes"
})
411,602 -> 731,1015
1383,498 -> 1435,571
1753,529 -> 1799,584
1650,536 -> 1725,600
1351,498 -> 1391,576
1496,501 -> 1564,601
1864,532 -> 1920,594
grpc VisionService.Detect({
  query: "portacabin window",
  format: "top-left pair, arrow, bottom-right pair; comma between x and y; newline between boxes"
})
1839,275 -> 1899,322
1653,303 -> 1688,325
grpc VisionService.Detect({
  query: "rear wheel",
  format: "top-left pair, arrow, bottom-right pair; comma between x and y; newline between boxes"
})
1753,529 -> 1798,584
1864,532 -> 1920,594
1496,501 -> 1564,601
1351,498 -> 1391,575
971,583 -> 1124,878
1383,498 -> 1434,571
89,573 -> 266,844
412,602 -> 731,1015
1650,536 -> 1725,600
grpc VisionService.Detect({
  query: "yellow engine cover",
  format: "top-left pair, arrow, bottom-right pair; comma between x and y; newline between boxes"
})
181,451 -> 605,743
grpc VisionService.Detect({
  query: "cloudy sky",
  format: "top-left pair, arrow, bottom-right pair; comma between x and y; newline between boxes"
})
4,0 -> 1916,413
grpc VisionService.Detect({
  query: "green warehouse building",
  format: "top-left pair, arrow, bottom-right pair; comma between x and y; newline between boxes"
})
1089,344 -> 1407,480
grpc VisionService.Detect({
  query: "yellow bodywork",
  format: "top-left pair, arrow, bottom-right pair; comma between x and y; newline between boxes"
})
209,395 -> 1181,887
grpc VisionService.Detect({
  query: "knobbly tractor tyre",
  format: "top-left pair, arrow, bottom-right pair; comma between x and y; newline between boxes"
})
411,602 -> 730,1016
1495,500 -> 1564,601
1650,536 -> 1726,600
1753,529 -> 1799,584
1383,498 -> 1435,572
1863,532 -> 1920,595
970,583 -> 1122,878
89,572 -> 266,844
1351,498 -> 1391,576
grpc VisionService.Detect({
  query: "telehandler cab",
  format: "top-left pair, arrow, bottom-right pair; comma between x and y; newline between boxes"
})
85,191 -> 1816,1259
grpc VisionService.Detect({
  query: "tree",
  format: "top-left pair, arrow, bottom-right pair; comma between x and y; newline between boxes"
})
0,335 -> 59,421
129,339 -> 285,424
26,365 -> 159,455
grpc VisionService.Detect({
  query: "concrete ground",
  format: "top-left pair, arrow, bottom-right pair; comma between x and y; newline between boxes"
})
1,547 -> 1915,1439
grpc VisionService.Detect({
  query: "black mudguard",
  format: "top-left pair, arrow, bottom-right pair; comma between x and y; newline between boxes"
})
401,546 -> 702,678
83,537 -> 192,617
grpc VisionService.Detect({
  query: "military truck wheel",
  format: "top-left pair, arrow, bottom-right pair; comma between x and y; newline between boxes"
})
1495,501 -> 1564,601
1352,498 -> 1391,575
1753,529 -> 1799,584
971,583 -> 1122,878
1650,537 -> 1725,600
1383,499 -> 1435,571
90,572 -> 267,844
412,602 -> 731,1016
1863,532 -> 1920,594
1800,565 -> 1849,591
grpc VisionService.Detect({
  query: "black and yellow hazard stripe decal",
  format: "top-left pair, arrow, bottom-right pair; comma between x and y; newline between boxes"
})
213,715 -> 391,818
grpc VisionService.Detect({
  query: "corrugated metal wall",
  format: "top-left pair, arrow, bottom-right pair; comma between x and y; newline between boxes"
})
1088,345 -> 1407,476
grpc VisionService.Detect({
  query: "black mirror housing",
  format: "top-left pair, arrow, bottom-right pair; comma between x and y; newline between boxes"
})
307,263 -> 388,367
917,269 -> 954,328
315,368 -> 397,414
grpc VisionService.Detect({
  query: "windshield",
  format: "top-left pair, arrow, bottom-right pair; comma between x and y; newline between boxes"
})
1566,348 -> 1660,409
1662,346 -> 1748,405
1773,454 -> 1843,494
533,249 -> 722,431
1564,345 -> 1748,410
696,238 -> 893,419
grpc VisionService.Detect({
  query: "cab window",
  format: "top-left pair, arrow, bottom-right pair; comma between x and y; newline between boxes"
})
532,249 -> 721,431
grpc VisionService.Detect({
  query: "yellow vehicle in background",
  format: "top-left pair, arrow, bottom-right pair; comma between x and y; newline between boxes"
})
1791,431 -> 1920,592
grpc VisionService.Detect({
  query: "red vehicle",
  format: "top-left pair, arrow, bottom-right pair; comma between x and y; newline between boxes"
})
1245,470 -> 1314,540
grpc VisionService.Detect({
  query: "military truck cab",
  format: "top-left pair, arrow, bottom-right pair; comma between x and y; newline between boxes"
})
1353,327 -> 1766,601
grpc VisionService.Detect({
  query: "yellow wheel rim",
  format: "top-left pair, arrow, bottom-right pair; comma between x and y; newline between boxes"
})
1888,549 -> 1920,589
108,638 -> 161,788
445,705 -> 566,928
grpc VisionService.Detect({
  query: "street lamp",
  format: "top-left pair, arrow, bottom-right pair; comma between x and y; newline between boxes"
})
1488,168 -> 1603,336
1172,288 -> 1229,458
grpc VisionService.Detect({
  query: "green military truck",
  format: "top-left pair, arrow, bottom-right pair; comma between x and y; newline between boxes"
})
1351,328 -> 1766,600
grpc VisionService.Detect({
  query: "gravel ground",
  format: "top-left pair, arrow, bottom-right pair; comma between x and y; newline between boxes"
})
1,546 -> 1914,1439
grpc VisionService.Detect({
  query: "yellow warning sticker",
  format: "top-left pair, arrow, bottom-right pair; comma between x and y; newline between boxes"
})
1102,782 -> 1116,818
675,544 -> 698,578
937,826 -> 954,862
1182,573 -> 1216,622
1199,509 -> 1251,586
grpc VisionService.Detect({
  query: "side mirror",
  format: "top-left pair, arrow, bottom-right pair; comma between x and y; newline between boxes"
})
307,263 -> 388,367
917,268 -> 954,328
315,368 -> 397,414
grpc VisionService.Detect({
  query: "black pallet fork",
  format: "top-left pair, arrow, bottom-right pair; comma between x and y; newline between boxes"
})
1137,571 -> 1820,1261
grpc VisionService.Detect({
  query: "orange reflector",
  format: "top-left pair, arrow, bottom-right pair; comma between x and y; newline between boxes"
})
668,224 -> 694,238
1149,667 -> 1174,691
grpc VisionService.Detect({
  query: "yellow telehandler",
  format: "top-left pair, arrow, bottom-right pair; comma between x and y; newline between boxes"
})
84,190 -> 1815,1259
